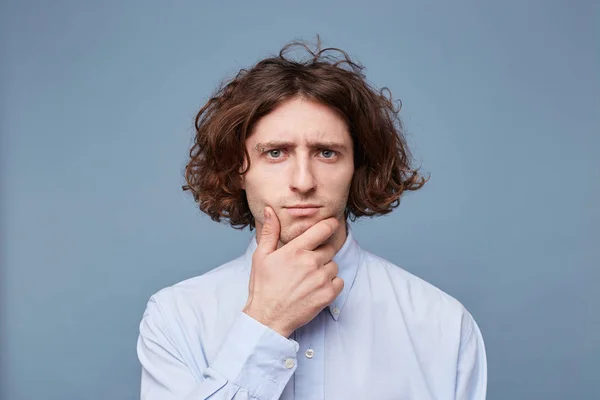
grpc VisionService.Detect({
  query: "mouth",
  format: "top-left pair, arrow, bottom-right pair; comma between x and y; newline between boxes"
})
284,205 -> 322,217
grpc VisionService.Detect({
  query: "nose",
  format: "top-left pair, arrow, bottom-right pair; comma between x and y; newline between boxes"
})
289,156 -> 316,194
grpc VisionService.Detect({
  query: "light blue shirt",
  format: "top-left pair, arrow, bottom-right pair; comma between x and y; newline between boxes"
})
137,227 -> 487,399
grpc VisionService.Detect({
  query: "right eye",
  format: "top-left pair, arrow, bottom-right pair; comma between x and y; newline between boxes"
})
266,149 -> 282,158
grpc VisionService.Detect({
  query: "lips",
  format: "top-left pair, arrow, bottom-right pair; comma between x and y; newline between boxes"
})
284,205 -> 321,217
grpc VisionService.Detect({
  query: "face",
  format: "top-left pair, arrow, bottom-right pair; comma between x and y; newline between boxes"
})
241,97 -> 355,248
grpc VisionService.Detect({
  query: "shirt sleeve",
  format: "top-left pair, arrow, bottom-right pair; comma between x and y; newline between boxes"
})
137,296 -> 299,400
455,312 -> 488,400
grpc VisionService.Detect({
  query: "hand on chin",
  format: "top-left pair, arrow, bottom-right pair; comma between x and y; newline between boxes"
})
280,216 -> 325,244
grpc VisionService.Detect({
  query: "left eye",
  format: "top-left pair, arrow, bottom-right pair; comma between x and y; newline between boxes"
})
321,150 -> 335,158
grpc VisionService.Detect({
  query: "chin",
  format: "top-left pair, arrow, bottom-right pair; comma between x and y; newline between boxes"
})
279,216 -> 329,244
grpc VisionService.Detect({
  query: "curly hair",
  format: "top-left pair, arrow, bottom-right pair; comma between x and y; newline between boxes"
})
183,36 -> 429,230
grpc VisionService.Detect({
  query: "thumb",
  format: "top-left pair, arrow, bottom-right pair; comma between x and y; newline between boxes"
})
257,206 -> 280,255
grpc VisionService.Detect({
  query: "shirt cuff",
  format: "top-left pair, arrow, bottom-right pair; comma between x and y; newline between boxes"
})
211,311 -> 299,400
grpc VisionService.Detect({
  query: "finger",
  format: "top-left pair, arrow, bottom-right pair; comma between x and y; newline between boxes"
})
288,217 -> 339,251
331,276 -> 344,296
256,206 -> 280,256
321,260 -> 339,281
313,243 -> 337,266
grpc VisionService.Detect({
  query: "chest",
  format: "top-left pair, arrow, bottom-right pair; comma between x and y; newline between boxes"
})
276,308 -> 457,400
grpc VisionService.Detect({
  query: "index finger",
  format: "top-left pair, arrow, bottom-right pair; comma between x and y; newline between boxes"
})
286,217 -> 339,251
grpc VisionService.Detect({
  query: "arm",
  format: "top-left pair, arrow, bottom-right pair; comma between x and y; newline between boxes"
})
137,296 -> 299,400
455,312 -> 488,400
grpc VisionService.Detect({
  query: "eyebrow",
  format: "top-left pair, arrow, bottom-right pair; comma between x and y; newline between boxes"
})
254,140 -> 348,153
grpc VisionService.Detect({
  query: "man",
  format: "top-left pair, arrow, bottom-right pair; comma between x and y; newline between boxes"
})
137,38 -> 487,399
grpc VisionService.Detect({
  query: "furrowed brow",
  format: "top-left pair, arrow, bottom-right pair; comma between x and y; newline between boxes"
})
306,140 -> 347,151
254,141 -> 294,152
254,140 -> 347,153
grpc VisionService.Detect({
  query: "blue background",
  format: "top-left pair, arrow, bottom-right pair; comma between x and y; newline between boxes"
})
2,1 -> 598,399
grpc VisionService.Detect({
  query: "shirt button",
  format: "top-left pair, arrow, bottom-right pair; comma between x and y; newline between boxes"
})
305,348 -> 315,358
284,358 -> 295,369
333,307 -> 340,315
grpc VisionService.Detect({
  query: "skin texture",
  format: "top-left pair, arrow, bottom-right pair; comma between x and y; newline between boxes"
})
240,97 -> 355,337
241,97 -> 355,252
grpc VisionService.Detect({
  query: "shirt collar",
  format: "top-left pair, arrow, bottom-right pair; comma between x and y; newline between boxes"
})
243,224 -> 361,321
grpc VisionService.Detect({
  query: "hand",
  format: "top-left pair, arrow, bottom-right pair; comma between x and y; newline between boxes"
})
242,206 -> 345,338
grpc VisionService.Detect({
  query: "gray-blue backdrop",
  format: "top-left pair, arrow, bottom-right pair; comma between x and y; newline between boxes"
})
2,1 -> 598,399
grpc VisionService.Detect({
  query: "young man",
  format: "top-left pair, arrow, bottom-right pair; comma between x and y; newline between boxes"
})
137,39 -> 487,399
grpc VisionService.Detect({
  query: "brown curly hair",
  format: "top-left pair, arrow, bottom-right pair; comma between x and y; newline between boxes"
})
183,36 -> 429,230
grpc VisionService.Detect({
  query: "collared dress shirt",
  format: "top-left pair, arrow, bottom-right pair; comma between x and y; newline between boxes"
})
137,228 -> 487,399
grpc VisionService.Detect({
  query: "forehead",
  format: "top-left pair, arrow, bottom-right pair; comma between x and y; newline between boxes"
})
248,97 -> 351,145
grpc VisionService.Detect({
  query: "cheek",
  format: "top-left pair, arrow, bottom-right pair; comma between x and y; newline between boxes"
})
321,165 -> 354,190
243,169 -> 281,202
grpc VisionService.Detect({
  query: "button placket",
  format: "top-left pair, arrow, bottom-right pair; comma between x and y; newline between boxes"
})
292,312 -> 326,398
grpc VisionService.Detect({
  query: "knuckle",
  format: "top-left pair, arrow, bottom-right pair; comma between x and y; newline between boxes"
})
293,247 -> 306,259
307,253 -> 320,269
292,248 -> 306,260
298,250 -> 317,265
317,271 -> 330,286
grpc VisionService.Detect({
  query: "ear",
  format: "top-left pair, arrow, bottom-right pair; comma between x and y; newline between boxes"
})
238,155 -> 249,190
238,163 -> 246,190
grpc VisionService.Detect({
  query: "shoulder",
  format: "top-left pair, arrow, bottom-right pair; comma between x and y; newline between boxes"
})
359,249 -> 474,326
137,254 -> 252,377
146,254 -> 249,319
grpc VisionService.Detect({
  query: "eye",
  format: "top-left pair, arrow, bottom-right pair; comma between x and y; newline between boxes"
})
266,149 -> 283,159
262,147 -> 289,162
320,149 -> 337,159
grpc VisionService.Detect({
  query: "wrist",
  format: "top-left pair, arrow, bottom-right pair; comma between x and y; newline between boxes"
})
242,306 -> 292,338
